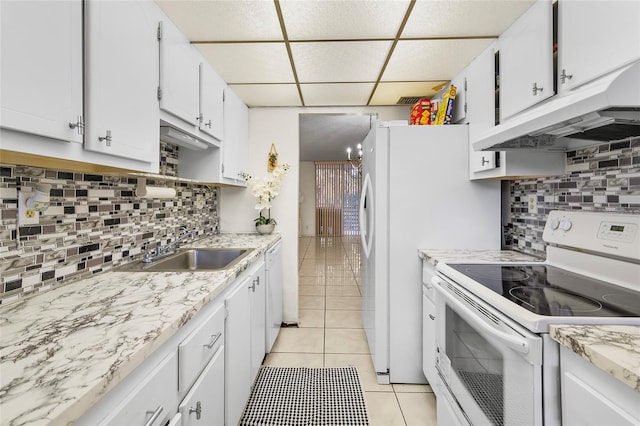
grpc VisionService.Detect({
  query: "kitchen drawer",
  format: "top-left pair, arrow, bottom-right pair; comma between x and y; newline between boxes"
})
178,302 -> 225,393
99,352 -> 178,426
179,346 -> 225,426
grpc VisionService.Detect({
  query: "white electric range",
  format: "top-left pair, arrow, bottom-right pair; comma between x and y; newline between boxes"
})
428,210 -> 640,426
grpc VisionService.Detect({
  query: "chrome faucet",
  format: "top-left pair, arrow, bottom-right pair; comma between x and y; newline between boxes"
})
142,226 -> 195,263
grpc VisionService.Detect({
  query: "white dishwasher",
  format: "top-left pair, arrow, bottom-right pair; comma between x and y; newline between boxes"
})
265,241 -> 283,353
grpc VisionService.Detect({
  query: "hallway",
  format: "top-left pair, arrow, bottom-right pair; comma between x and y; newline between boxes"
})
263,236 -> 437,426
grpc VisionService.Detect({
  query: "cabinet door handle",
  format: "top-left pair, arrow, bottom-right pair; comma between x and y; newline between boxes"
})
144,406 -> 163,426
68,115 -> 84,135
560,69 -> 573,84
481,156 -> 490,166
255,276 -> 260,286
532,82 -> 543,96
429,314 -> 436,320
189,401 -> 202,420
98,130 -> 112,146
205,120 -> 212,128
249,281 -> 255,292
203,332 -> 222,349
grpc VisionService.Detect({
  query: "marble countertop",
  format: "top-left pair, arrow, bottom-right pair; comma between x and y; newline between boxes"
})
418,248 -> 544,266
550,325 -> 640,392
0,233 -> 281,426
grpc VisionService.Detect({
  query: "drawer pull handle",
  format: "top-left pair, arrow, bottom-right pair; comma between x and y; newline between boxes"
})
429,314 -> 436,320
189,401 -> 202,420
144,406 -> 163,426
203,332 -> 222,349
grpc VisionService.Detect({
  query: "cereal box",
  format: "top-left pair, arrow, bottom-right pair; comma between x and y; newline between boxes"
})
409,99 -> 431,125
434,85 -> 457,125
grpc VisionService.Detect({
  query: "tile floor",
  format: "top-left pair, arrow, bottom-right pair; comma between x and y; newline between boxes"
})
263,236 -> 437,426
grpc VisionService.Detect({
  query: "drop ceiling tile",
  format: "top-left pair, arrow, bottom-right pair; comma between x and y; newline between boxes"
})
291,41 -> 392,83
279,0 -> 410,40
195,43 -> 294,84
156,0 -> 282,41
402,0 -> 535,38
230,84 -> 302,107
382,39 -> 494,81
369,81 -> 449,106
301,83 -> 375,106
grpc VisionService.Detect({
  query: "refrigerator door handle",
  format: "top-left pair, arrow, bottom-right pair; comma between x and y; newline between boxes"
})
359,173 -> 374,258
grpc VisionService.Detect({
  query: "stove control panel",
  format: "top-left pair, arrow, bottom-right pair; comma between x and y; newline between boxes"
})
543,210 -> 640,260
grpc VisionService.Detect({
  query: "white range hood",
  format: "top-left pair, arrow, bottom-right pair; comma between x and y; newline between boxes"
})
473,61 -> 640,151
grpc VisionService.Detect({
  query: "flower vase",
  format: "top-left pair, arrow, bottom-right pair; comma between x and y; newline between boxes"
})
256,223 -> 275,234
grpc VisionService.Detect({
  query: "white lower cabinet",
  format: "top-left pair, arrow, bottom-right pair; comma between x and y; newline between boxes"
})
225,259 -> 266,425
99,352 -> 178,426
250,264 -> 267,382
225,273 -> 253,426
560,346 -> 640,425
179,348 -> 225,426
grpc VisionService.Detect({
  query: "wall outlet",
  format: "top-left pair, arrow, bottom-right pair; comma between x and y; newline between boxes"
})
18,191 -> 39,226
196,194 -> 204,209
528,195 -> 538,212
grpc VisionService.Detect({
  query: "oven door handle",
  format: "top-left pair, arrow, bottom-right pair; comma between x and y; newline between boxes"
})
431,277 -> 530,354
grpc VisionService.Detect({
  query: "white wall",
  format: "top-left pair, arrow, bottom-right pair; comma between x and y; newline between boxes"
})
299,161 -> 316,237
220,106 -> 409,323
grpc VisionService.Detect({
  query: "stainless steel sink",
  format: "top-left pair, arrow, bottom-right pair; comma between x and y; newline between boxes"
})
118,248 -> 253,272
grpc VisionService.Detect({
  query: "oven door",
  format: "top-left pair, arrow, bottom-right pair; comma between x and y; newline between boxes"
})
432,275 -> 543,426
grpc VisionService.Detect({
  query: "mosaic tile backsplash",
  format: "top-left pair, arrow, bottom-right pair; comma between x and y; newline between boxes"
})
508,138 -> 640,257
0,143 -> 219,303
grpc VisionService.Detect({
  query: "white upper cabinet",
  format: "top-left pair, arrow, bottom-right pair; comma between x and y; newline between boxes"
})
84,0 -> 159,164
558,0 -> 640,93
467,43 -> 565,180
499,0 -> 554,120
199,63 -> 226,141
158,19 -> 200,128
222,88 -> 249,182
1,1 -> 83,143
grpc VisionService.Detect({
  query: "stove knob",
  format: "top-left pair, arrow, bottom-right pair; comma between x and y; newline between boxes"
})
559,219 -> 572,231
548,217 -> 560,230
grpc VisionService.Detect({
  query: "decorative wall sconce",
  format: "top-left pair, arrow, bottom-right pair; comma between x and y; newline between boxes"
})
18,183 -> 52,225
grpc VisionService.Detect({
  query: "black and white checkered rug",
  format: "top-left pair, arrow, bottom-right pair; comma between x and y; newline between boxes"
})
239,366 -> 369,426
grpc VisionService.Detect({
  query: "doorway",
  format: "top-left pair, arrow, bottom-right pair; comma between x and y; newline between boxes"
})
298,113 -> 373,237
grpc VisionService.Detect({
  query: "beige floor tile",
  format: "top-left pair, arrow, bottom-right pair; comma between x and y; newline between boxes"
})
298,309 -> 325,328
263,352 -> 324,368
326,277 -> 359,286
299,276 -> 325,286
325,310 -> 363,329
299,284 -> 325,296
324,329 -> 369,354
365,392 -> 406,426
326,296 -> 362,310
299,295 -> 325,310
271,328 -> 324,353
326,285 -> 361,296
324,353 -> 393,392
396,392 -> 437,426
298,266 -> 325,277
392,384 -> 433,393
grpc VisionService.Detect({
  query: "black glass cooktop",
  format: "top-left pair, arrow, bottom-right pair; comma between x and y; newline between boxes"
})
448,264 -> 640,317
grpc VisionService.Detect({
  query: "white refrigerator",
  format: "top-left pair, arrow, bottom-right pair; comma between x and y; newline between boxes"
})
359,122 -> 501,384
